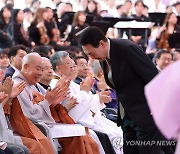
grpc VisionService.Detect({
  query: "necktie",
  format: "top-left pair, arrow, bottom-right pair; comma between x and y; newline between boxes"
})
105,59 -> 125,119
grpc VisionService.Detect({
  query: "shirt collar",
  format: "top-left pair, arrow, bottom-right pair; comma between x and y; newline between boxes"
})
156,65 -> 162,72
10,64 -> 19,72
53,72 -> 61,79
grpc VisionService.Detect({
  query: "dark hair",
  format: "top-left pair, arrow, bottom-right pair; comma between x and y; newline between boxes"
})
32,8 -> 48,25
23,8 -> 32,13
85,0 -> 98,18
33,45 -> 54,58
116,4 -> 124,10
74,56 -> 88,64
125,0 -> 132,4
155,49 -> 172,59
166,5 -> 172,10
0,48 -> 9,58
144,5 -> 149,10
32,0 -> 40,6
66,2 -> 73,8
163,12 -> 177,27
79,26 -> 107,48
45,7 -> 52,10
12,9 -> 21,22
72,11 -> 86,26
173,2 -> 180,7
0,5 -> 12,24
67,46 -> 83,58
8,44 -> 27,58
134,0 -> 145,7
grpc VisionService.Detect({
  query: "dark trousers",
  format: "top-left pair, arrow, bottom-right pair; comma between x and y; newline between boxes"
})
94,131 -> 116,154
122,116 -> 174,154
0,147 -> 13,154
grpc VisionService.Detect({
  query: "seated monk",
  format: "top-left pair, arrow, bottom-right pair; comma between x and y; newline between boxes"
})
0,73 -> 51,154
12,52 -> 100,154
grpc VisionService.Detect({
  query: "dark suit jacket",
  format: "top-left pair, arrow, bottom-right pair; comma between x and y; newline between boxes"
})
74,77 -> 82,85
101,39 -> 158,127
3,65 -> 15,83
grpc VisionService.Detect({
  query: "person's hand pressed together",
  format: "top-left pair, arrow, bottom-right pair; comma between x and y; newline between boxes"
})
45,84 -> 70,106
64,96 -> 79,111
98,90 -> 112,104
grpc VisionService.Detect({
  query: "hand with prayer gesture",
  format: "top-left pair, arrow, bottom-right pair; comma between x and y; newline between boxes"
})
0,76 -> 25,106
64,96 -> 79,111
0,69 -> 5,91
0,71 -> 11,105
0,77 -> 26,99
56,76 -> 70,88
98,90 -> 112,104
11,82 -> 26,98
0,69 -> 4,82
80,73 -> 95,93
97,79 -> 109,91
0,92 -> 8,104
1,77 -> 14,98
45,83 -> 70,106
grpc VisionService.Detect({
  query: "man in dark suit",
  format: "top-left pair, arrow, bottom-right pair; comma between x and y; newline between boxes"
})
3,45 -> 27,82
79,27 -> 173,154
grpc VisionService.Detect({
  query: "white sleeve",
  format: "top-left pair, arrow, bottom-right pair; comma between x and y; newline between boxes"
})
68,89 -> 91,122
90,93 -> 106,111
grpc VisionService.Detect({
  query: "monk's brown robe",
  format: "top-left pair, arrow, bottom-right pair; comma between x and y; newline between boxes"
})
33,91 -> 100,154
9,97 -> 55,154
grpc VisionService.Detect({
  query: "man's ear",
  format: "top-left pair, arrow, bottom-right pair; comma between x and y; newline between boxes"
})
99,40 -> 106,48
23,64 -> 29,72
155,58 -> 158,64
56,65 -> 61,73
10,56 -> 14,62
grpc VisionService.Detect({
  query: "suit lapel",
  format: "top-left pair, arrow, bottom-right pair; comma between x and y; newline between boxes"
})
108,39 -> 119,91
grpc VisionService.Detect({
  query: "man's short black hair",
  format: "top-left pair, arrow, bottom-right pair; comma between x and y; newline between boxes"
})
155,49 -> 172,59
79,26 -> 107,48
8,44 -> 27,58
134,0 -> 145,7
116,4 -> 124,10
0,48 -> 9,58
74,56 -> 88,64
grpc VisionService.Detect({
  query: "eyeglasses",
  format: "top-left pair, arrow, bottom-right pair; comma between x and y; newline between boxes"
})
159,57 -> 172,62
60,62 -> 72,66
60,62 -> 77,68
78,63 -> 88,67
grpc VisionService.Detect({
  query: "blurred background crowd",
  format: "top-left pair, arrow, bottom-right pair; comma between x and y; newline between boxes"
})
0,0 -> 180,153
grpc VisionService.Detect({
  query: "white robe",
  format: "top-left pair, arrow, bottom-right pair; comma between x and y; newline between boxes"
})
13,72 -> 105,154
50,79 -> 124,154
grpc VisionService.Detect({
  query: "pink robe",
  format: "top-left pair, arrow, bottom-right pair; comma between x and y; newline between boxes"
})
145,61 -> 180,154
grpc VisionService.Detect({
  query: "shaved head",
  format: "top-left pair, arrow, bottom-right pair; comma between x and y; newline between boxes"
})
41,57 -> 50,63
22,52 -> 42,68
21,53 -> 44,85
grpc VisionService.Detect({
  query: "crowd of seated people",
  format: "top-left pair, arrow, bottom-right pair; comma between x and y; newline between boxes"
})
0,0 -> 180,153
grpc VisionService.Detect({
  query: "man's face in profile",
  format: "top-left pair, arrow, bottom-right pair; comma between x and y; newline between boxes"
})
82,41 -> 107,61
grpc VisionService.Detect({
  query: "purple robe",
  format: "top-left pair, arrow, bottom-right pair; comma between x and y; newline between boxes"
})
145,61 -> 180,154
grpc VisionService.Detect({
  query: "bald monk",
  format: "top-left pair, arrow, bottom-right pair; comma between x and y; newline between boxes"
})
12,53 -> 100,154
